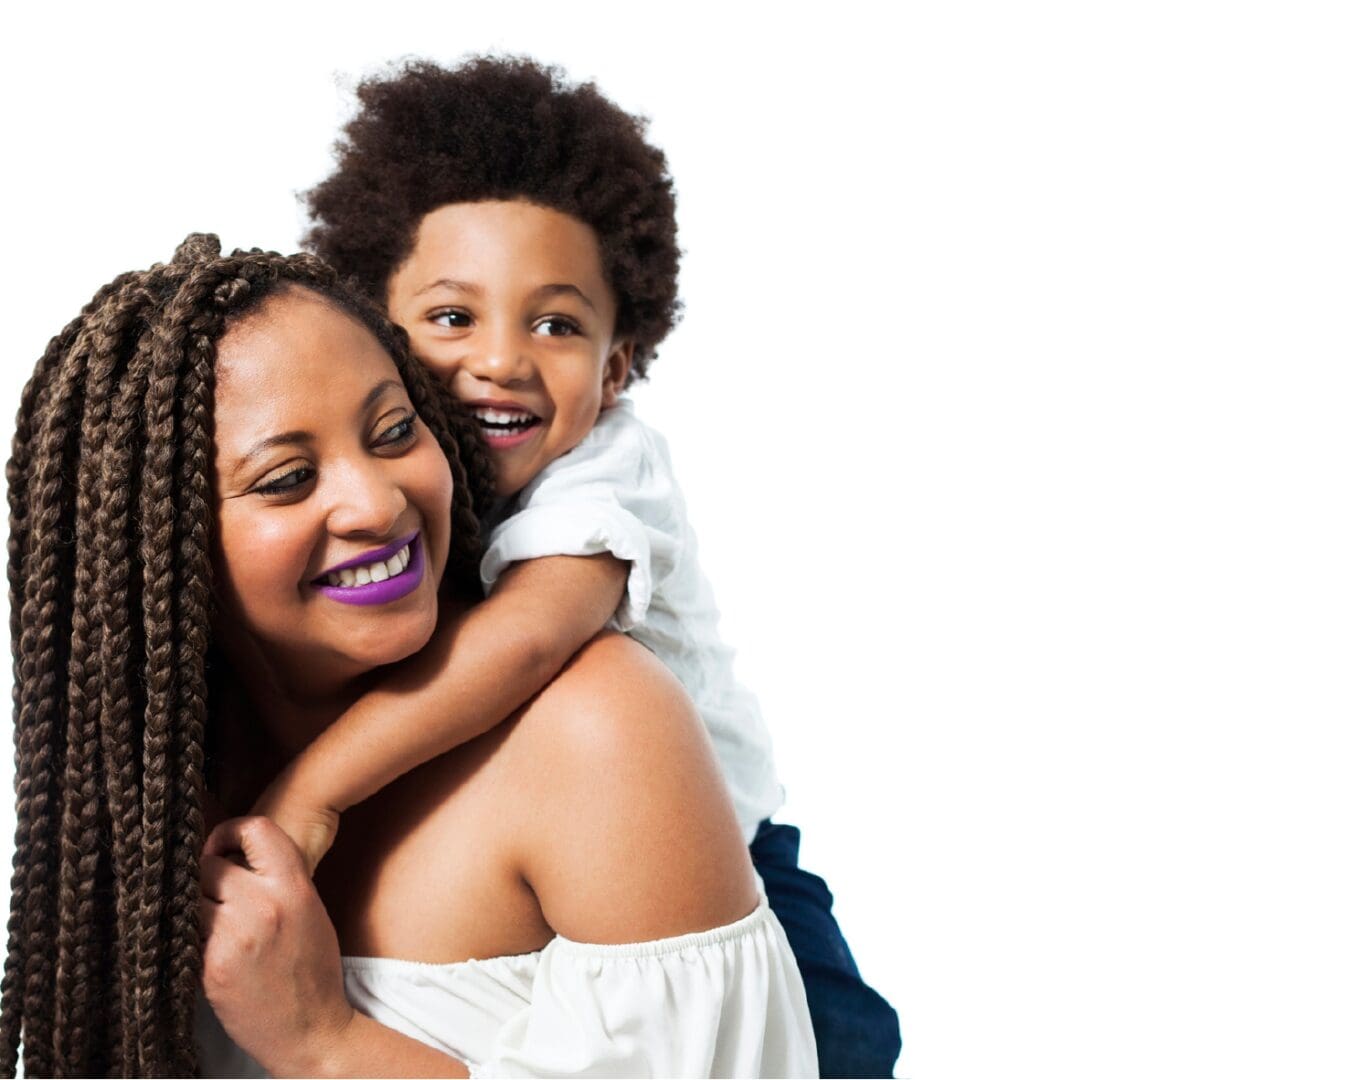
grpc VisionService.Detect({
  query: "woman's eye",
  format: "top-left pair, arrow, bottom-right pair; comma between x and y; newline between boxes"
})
255,467 -> 314,498
375,416 -> 417,447
430,309 -> 472,329
536,316 -> 581,337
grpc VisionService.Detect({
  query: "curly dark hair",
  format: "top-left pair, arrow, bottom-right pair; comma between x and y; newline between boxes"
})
0,234 -> 493,1077
304,55 -> 681,381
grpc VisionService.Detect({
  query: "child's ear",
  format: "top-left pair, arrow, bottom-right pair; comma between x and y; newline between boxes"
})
600,340 -> 635,408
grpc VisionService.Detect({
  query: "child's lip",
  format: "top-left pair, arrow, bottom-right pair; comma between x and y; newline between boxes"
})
313,530 -> 420,581
465,398 -> 539,416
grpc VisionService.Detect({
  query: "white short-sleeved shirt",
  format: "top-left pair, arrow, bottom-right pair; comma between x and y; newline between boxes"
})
479,398 -> 783,841
196,898 -> 819,1078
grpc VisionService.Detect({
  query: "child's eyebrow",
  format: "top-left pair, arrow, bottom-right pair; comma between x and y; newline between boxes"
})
415,278 -> 480,298
414,278 -> 598,314
531,283 -> 597,313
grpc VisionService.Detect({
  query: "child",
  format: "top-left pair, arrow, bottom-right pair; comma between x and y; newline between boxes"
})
263,55 -> 900,1076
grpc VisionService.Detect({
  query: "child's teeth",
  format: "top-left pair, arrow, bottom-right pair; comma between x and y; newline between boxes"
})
473,407 -> 535,429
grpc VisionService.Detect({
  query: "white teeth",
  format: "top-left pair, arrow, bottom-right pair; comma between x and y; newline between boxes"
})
323,543 -> 413,589
473,406 -> 536,428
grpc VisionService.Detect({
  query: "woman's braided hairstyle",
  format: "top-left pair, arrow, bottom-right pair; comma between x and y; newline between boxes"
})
0,234 -> 494,1077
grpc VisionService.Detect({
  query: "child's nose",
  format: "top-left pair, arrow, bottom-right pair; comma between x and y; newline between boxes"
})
323,459 -> 408,538
462,324 -> 532,386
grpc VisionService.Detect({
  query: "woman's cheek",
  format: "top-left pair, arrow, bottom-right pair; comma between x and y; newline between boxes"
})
215,507 -> 313,623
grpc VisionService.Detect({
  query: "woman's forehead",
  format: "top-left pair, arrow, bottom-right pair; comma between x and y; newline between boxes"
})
217,290 -> 396,390
213,290 -> 404,455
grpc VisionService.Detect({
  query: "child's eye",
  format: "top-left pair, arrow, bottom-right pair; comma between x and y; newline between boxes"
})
535,316 -> 581,337
254,466 -> 314,498
430,308 -> 472,329
374,416 -> 417,448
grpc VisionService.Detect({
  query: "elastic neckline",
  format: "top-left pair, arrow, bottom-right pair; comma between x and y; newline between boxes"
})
551,899 -> 770,958
340,899 -> 770,971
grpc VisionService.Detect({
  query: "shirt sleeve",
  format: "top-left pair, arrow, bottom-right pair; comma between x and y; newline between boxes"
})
468,902 -> 819,1079
479,405 -> 680,632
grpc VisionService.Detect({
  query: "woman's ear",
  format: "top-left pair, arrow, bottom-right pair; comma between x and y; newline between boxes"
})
601,341 -> 635,408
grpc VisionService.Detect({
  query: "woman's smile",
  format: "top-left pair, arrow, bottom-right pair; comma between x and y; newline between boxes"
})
312,530 -> 425,606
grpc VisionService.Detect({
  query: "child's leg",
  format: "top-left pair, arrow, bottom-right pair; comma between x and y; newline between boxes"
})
751,821 -> 901,1079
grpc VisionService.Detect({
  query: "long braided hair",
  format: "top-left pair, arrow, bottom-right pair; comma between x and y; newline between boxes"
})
1,234 -> 495,1077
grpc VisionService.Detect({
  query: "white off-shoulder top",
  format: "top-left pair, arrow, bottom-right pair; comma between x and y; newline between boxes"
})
197,899 -> 818,1078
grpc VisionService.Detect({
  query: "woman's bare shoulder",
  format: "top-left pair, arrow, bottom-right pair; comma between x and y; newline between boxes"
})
522,630 -> 690,731
500,631 -> 759,944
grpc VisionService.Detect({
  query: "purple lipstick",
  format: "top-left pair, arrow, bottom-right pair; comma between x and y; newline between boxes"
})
312,531 -> 425,607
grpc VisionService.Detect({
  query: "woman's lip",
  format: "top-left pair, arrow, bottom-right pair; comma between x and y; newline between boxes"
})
314,530 -> 419,580
313,534 -> 426,607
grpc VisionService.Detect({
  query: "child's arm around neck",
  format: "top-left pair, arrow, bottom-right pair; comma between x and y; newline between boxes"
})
253,552 -> 628,873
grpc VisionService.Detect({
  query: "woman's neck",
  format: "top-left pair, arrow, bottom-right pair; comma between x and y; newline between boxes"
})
210,632 -> 382,813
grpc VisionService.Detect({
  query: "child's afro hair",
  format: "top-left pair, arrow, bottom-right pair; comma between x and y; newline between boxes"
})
304,55 -> 681,381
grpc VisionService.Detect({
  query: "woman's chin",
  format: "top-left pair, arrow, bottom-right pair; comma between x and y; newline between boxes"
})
341,616 -> 438,671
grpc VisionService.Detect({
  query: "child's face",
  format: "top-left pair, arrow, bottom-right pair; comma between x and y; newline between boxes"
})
386,200 -> 633,498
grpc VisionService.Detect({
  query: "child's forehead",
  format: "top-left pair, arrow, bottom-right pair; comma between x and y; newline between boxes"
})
401,199 -> 615,302
414,200 -> 598,256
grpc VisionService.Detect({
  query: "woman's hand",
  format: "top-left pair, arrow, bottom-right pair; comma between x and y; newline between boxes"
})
200,816 -> 355,1076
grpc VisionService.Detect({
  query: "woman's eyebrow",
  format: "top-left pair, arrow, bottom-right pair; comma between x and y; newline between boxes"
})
231,379 -> 405,477
231,430 -> 313,479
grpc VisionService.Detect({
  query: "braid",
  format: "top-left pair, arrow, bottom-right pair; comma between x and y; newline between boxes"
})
132,269 -> 226,1074
2,235 -> 491,1077
0,310 -> 87,1074
13,317 -> 93,1076
53,309 -> 126,1076
163,311 -> 219,1072
402,364 -> 493,595
98,335 -> 156,1074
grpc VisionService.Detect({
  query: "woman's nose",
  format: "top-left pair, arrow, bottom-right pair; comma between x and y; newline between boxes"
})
323,459 -> 408,538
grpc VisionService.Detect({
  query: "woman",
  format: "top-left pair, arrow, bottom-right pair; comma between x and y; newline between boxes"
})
1,236 -> 815,1077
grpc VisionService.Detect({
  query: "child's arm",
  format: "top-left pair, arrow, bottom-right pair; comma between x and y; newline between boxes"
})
253,552 -> 629,872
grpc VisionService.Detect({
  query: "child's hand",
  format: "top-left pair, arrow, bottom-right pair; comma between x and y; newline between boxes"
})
250,767 -> 340,877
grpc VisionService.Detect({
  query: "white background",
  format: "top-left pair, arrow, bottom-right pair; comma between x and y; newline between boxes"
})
2,3 -> 1346,1077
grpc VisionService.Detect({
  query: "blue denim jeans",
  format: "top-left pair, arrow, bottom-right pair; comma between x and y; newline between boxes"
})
751,821 -> 901,1078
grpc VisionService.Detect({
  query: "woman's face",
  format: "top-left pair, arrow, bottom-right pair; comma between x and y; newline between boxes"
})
211,287 -> 453,688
